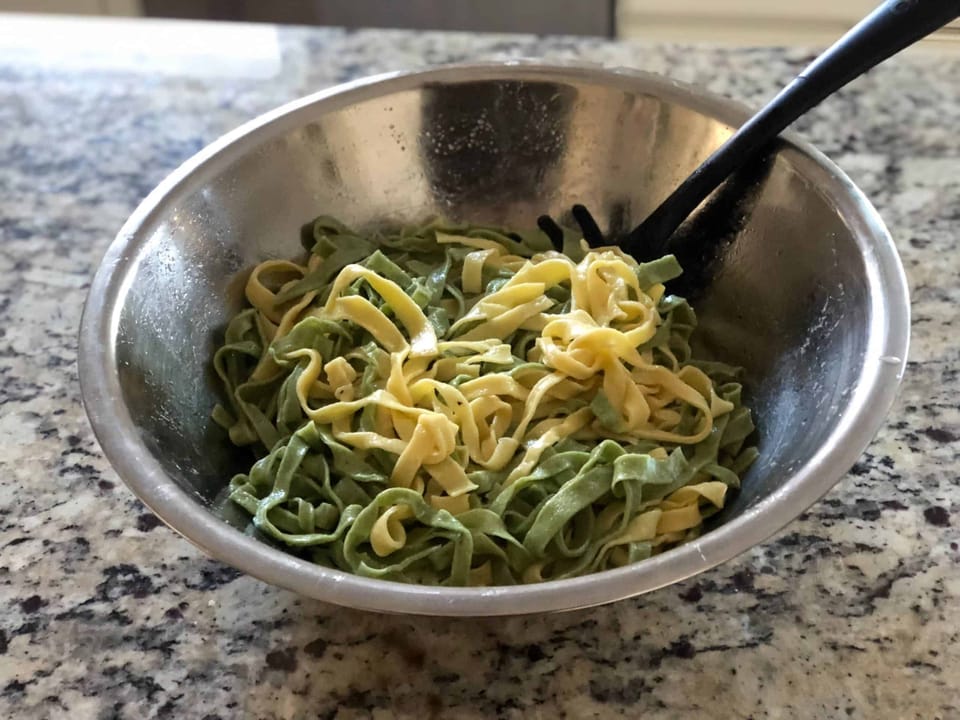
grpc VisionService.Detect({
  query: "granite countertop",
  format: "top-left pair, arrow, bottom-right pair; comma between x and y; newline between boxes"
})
1,15 -> 958,720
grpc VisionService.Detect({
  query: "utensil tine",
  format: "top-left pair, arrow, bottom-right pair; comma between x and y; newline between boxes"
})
572,204 -> 605,248
537,214 -> 566,252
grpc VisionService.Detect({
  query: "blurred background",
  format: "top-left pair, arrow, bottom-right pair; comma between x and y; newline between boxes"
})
0,0 -> 958,46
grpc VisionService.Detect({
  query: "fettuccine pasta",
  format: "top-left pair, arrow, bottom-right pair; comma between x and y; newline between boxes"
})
213,217 -> 757,585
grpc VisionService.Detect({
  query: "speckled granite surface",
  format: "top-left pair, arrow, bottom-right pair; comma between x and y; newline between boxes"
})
0,16 -> 958,720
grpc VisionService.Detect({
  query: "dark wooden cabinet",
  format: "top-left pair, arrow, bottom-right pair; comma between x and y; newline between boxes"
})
143,0 -> 616,36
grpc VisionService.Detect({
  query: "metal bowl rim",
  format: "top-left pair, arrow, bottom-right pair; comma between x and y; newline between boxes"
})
78,61 -> 910,616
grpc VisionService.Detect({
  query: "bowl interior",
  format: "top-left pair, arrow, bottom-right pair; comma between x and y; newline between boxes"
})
88,66 -> 906,610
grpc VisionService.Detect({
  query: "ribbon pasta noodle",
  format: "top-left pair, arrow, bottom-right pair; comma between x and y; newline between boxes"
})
213,217 -> 758,586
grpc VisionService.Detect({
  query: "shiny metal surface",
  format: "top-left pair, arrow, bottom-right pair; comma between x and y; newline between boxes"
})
79,63 -> 910,616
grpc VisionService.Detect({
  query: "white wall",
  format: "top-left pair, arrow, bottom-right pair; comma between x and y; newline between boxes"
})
617,0 -> 960,45
0,0 -> 139,14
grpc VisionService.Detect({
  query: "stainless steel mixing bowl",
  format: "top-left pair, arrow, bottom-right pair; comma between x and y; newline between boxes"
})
79,63 -> 909,615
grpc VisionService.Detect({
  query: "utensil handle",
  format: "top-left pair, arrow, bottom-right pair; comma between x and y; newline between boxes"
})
752,0 -> 960,129
624,0 -> 960,259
